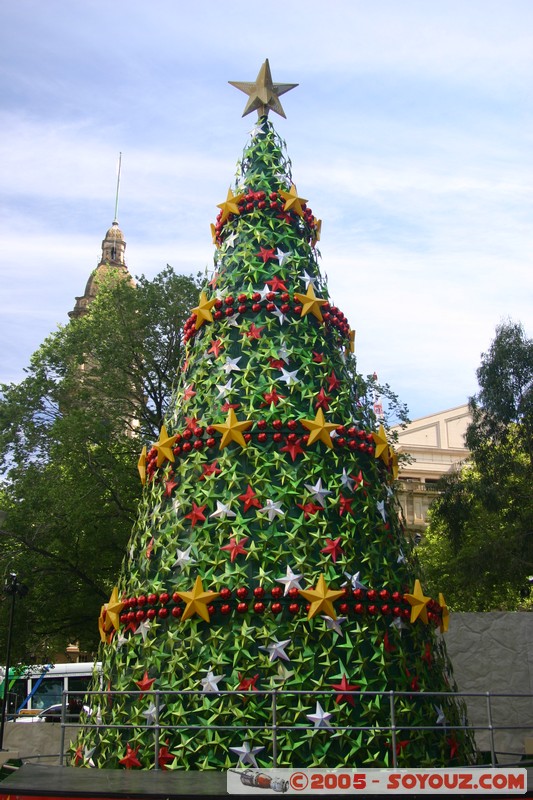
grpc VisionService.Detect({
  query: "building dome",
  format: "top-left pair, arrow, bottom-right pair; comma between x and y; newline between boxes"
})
104,221 -> 124,240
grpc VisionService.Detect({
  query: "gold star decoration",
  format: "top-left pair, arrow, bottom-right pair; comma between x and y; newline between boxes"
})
311,217 -> 322,245
279,183 -> 308,217
154,424 -> 178,468
301,408 -> 337,449
105,587 -> 125,631
229,58 -> 298,119
404,579 -> 431,624
439,592 -> 449,633
294,283 -> 328,322
212,408 -> 253,450
390,450 -> 399,480
98,606 -> 111,643
217,188 -> 244,224
191,291 -> 217,331
299,574 -> 344,620
348,328 -> 356,354
372,424 -> 390,465
174,576 -> 220,623
210,223 -> 218,244
137,446 -> 147,485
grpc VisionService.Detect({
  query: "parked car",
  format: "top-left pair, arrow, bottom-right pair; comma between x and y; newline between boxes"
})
15,701 -> 86,723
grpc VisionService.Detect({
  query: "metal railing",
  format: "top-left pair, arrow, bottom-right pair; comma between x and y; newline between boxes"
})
56,688 -> 533,770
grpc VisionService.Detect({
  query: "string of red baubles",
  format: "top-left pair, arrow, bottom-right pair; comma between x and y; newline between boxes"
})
183,293 -> 350,346
212,188 -> 320,247
144,420 -> 375,481
118,586 -> 445,629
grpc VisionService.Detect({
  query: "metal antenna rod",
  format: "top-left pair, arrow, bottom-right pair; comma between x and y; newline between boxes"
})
113,152 -> 122,223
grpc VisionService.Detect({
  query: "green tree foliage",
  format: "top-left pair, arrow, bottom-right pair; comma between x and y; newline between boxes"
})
419,321 -> 533,610
0,266 -> 199,660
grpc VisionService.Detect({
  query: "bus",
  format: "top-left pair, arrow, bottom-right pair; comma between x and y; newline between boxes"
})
1,662 -> 100,716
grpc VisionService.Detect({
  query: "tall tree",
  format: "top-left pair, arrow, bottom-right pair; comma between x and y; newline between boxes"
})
75,78 -> 475,771
419,321 -> 533,609
0,266 -> 199,661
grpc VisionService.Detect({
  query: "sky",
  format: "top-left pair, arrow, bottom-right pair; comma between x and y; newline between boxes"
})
0,0 -> 531,421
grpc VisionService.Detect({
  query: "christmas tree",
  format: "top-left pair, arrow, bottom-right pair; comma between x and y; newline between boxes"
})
75,61 -> 476,771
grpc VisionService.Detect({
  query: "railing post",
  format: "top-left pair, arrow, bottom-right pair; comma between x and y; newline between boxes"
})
59,690 -> 67,766
154,690 -> 160,770
388,690 -> 398,769
485,692 -> 497,767
272,689 -> 278,768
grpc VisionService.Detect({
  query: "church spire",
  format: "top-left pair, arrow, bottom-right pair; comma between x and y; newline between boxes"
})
69,155 -> 131,320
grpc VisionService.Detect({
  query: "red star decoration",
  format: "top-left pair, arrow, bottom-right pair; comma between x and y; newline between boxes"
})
382,631 -> 396,653
395,739 -> 410,756
164,475 -> 178,497
146,537 -> 154,559
135,670 -> 156,698
353,470 -> 366,489
209,271 -> 219,289
262,388 -> 285,406
448,735 -> 459,759
405,668 -> 420,692
239,484 -> 261,512
269,357 -> 285,369
281,437 -> 305,461
245,323 -> 264,340
119,743 -> 141,769
183,384 -> 196,402
312,351 -> 324,363
339,495 -> 354,516
237,673 -> 259,691
199,461 -> 222,480
314,387 -> 332,411
267,276 -> 288,292
185,416 -> 199,431
296,501 -> 322,519
221,536 -> 249,563
158,743 -> 176,770
321,537 -> 344,563
221,401 -> 240,412
327,371 -> 342,392
185,502 -> 207,527
277,210 -> 292,223
73,745 -> 83,765
255,246 -> 277,263
422,642 -> 432,665
331,675 -> 360,706
208,339 -> 224,357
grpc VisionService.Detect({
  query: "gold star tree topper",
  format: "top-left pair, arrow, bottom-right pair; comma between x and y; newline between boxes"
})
229,59 -> 298,118
175,576 -> 220,622
299,574 -> 344,620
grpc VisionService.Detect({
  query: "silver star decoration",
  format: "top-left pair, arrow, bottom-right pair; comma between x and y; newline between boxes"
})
142,701 -> 165,726
226,312 -> 240,327
250,120 -> 267,137
209,501 -> 236,520
377,500 -> 387,521
172,497 -> 181,514
115,631 -> 128,649
201,670 -> 224,693
222,356 -> 242,374
216,378 -> 233,398
224,230 -> 238,248
259,638 -> 291,662
390,616 -> 408,634
258,499 -> 285,521
272,306 -> 287,325
321,615 -> 347,636
136,618 -> 152,642
307,701 -> 333,729
342,571 -> 367,590
276,247 -> 290,266
83,745 -> 96,767
256,283 -> 272,301
304,478 -> 332,507
278,367 -> 299,386
299,269 -> 317,288
276,566 -> 303,595
172,546 -> 195,570
277,344 -> 290,363
397,548 -> 407,564
340,468 -> 355,491
229,741 -> 265,768
435,705 -> 447,726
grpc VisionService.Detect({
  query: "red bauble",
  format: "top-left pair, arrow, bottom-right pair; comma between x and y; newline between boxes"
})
258,432 -> 267,443
272,419 -> 283,430
171,606 -> 182,618
381,604 -> 391,615
367,589 -> 377,601
273,432 -> 282,443
271,602 -> 282,614
182,429 -> 192,440
172,592 -> 181,604
220,588 -> 232,600
253,587 -> 265,598
136,610 -> 146,621
158,607 -> 169,619
368,605 -> 378,615
146,609 -> 156,620
220,604 -> 231,615
238,304 -> 247,313
237,602 -> 248,614
287,419 -> 297,431
206,438 -> 216,448
339,603 -> 348,614
392,591 -> 402,603
137,595 -> 147,606
288,587 -> 299,599
257,419 -> 267,430
147,593 -> 158,605
266,302 -> 275,312
379,589 -> 390,600
354,603 -> 364,614
254,602 -> 265,614
225,296 -> 234,306
236,587 -> 248,599
207,605 -> 215,616
353,589 -> 363,600
193,440 -> 204,450
289,603 -> 299,615
182,442 -> 192,453
271,586 -> 283,599
252,303 -> 261,313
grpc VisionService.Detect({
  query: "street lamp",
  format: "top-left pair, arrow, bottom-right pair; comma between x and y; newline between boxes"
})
0,572 -> 28,751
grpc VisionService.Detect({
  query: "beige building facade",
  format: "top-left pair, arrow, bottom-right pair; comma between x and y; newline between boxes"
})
393,404 -> 471,533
